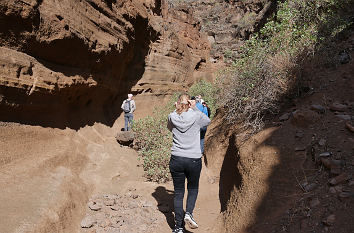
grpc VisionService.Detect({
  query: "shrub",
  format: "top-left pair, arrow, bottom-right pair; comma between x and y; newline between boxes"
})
219,0 -> 354,134
189,80 -> 219,119
132,95 -> 177,182
133,80 -> 218,182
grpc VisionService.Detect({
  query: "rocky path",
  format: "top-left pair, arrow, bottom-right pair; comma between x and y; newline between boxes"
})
0,121 -> 220,233
79,125 -> 221,233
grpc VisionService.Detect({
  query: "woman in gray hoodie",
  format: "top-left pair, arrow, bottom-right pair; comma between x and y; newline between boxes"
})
167,94 -> 211,233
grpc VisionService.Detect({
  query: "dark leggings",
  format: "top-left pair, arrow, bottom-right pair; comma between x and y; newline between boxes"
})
169,155 -> 202,228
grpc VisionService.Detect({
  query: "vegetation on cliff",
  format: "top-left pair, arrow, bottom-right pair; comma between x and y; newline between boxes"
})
220,0 -> 354,133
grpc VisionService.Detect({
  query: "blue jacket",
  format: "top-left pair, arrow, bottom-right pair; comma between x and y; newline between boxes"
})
196,102 -> 208,117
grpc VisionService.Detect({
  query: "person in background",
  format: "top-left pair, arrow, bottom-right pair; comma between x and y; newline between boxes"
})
196,95 -> 204,104
167,94 -> 211,233
195,95 -> 208,116
121,94 -> 136,131
203,101 -> 211,119
194,95 -> 208,154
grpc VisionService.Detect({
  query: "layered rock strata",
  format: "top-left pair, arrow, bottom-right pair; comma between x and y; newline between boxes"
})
0,0 -> 212,129
133,3 -> 212,96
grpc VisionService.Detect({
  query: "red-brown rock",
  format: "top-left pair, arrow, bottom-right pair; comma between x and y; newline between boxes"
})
0,0 -> 213,128
329,173 -> 350,185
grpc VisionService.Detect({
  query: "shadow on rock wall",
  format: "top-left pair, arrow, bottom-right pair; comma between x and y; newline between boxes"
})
245,9 -> 354,233
0,14 -> 157,130
219,134 -> 242,212
206,9 -> 354,233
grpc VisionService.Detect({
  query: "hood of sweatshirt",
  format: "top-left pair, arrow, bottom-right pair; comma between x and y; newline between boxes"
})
169,109 -> 197,133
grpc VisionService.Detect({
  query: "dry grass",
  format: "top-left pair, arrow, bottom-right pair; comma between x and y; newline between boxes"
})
218,0 -> 354,136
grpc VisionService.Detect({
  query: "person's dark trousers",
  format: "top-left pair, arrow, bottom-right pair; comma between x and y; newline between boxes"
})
200,126 -> 207,153
169,155 -> 202,228
124,113 -> 133,131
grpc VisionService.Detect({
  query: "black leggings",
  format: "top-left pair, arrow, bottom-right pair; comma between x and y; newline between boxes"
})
169,155 -> 202,228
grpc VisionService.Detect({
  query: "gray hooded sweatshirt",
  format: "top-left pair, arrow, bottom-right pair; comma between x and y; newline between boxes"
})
167,107 -> 211,159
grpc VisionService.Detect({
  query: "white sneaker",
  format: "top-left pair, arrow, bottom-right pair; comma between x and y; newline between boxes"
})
172,227 -> 183,233
184,212 -> 198,229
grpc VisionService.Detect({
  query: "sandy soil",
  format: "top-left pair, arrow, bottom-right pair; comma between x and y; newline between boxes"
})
0,119 -> 220,233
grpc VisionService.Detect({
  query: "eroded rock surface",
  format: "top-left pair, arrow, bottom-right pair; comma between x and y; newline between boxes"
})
0,2 -> 213,232
171,0 -> 276,62
0,0 -> 212,129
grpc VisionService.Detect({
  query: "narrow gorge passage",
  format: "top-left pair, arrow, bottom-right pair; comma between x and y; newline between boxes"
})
0,120 -> 221,232
0,0 -> 218,232
4,0 -> 353,233
78,126 -> 221,233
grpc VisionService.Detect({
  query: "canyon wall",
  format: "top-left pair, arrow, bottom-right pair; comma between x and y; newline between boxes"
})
0,0 -> 212,129
0,2 -> 213,231
172,0 -> 276,62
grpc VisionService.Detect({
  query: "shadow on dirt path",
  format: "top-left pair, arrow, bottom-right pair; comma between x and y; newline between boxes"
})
152,186 -> 175,229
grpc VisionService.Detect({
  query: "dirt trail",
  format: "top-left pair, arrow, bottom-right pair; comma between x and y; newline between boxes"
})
0,121 -> 220,233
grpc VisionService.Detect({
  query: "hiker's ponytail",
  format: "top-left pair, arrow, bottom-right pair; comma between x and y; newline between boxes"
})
176,94 -> 190,115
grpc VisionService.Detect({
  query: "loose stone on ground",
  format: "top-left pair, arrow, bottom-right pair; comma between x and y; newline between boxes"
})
80,193 -> 163,233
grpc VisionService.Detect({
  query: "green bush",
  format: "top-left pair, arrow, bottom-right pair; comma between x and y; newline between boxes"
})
219,0 -> 354,133
132,95 -> 177,182
189,80 -> 220,119
133,81 -> 218,182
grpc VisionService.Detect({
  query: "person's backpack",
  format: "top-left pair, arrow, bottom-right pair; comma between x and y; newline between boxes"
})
123,100 -> 131,113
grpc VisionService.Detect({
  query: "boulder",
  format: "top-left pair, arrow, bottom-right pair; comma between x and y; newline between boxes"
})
329,173 -> 350,185
291,109 -> 319,127
279,113 -> 290,121
330,103 -> 347,112
103,198 -> 115,206
207,36 -> 215,45
81,216 -> 96,228
88,201 -> 102,211
338,191 -> 354,198
115,131 -> 135,146
336,115 -> 352,121
310,104 -> 326,114
323,214 -> 335,226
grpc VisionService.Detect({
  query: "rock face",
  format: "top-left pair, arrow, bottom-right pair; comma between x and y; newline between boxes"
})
133,3 -> 213,96
172,0 -> 276,62
0,0 -> 212,129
